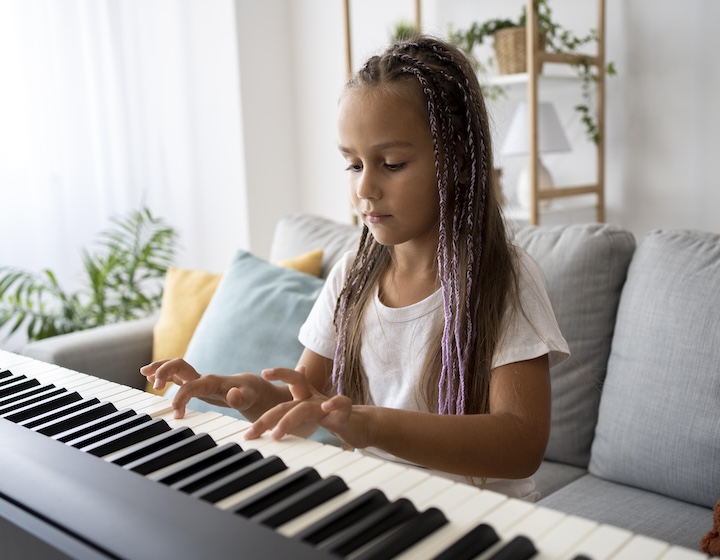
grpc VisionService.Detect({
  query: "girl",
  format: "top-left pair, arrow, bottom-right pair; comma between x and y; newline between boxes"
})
142,35 -> 569,501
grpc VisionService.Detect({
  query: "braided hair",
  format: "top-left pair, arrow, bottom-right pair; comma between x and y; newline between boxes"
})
332,36 -> 517,416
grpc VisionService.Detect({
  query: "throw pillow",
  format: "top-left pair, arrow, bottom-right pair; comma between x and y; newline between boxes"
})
276,248 -> 323,277
152,268 -> 223,363
163,250 -> 339,445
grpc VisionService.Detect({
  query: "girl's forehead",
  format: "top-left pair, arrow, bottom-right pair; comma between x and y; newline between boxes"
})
341,82 -> 427,118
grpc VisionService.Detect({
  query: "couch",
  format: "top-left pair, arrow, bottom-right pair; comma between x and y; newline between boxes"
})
21,213 -> 719,553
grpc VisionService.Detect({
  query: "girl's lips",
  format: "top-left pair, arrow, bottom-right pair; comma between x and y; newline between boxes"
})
364,213 -> 390,224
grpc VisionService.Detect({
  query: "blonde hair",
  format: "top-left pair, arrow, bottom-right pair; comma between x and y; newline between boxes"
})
332,36 -> 518,415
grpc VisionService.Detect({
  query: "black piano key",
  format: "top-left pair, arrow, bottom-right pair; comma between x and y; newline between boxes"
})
33,401 -> 117,436
0,368 -> 12,379
0,376 -> 39,397
229,466 -> 322,518
19,397 -> 100,429
318,497 -> 419,557
0,386 -> 65,415
433,523 -> 500,560
0,383 -> 57,408
571,556 -> 593,560
0,373 -> 27,388
81,417 -> 171,457
126,433 -> 217,475
53,408 -> 136,443
65,412 -> 152,448
2,390 -> 82,423
252,475 -> 349,529
154,441 -> 245,486
294,488 -> 390,545
487,535 -> 537,560
193,455 -> 287,504
171,448 -> 264,493
354,506 -> 449,560
108,426 -> 194,466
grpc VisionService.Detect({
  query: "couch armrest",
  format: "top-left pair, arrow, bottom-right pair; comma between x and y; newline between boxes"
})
19,316 -> 157,390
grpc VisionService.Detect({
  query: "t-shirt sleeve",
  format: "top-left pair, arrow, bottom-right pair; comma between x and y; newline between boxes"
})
298,251 -> 354,360
492,248 -> 570,369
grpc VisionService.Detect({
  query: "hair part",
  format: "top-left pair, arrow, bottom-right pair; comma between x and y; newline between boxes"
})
333,35 -> 518,416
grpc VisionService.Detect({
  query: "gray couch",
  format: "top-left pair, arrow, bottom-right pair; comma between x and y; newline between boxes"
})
21,213 -> 719,552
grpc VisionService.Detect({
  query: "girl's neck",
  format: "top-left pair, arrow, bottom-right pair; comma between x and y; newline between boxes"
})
379,247 -> 439,308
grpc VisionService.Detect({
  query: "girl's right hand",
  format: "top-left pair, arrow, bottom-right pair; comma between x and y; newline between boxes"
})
140,359 -> 278,419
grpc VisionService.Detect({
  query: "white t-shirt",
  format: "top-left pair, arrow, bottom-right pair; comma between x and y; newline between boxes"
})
298,248 -> 570,501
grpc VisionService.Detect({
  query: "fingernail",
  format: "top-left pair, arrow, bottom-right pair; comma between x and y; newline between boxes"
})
271,426 -> 283,440
153,378 -> 163,390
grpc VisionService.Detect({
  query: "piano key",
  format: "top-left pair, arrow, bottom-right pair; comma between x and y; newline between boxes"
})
393,490 -> 509,559
0,376 -> 39,397
317,497 -> 419,556
0,386 -> 66,416
17,396 -> 100,429
0,382 -> 58,408
65,409 -> 152,449
353,506 -> 449,560
250,475 -> 349,529
292,488 -> 390,544
153,441 -> 246,485
611,533 -> 670,560
195,455 -> 288,504
659,547 -> 713,560
486,535 -> 538,560
432,522 -> 500,560
80,417 -> 171,457
104,426 -> 195,465
228,466 -> 323,518
0,373 -> 26,386
170,448 -> 264,493
53,408 -> 137,443
125,432 -> 217,475
2,390 -> 83,423
0,368 -> 12,379
531,514 -> 598,559
32,401 -> 118,436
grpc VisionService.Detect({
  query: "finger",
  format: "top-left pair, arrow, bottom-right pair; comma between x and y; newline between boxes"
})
151,358 -> 199,391
171,375 -> 224,419
271,400 -> 329,440
139,359 -> 171,383
262,366 -> 313,400
244,401 -> 298,440
225,386 -> 257,412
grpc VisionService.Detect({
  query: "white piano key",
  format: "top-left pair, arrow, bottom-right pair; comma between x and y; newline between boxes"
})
82,381 -> 135,401
559,523 -> 634,560
612,533 -> 671,560
393,472 -> 455,507
133,398 -> 175,418
312,448 -> 365,478
111,391 -> 159,410
206,417 -> 253,441
393,488 -> 510,559
532,514 -> 598,559
659,546 -> 712,560
214,465 -> 305,510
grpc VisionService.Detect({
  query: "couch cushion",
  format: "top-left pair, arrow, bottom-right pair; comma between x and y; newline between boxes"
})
514,224 -> 636,468
269,213 -> 361,279
589,229 -> 720,508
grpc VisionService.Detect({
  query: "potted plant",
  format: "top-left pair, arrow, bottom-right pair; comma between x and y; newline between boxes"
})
448,0 -> 616,144
0,207 -> 179,342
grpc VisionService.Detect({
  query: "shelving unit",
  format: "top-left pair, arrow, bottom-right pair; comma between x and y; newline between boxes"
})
524,0 -> 607,225
341,0 -> 606,226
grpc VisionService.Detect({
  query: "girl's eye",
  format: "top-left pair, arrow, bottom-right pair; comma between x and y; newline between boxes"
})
385,163 -> 405,171
345,164 -> 362,172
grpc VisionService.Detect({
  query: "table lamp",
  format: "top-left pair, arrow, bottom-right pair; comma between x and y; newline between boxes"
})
501,101 -> 571,209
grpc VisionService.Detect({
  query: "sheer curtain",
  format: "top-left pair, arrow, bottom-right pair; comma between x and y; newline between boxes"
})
0,0 -> 249,349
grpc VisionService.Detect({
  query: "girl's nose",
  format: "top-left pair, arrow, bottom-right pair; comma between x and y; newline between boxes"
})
356,169 -> 380,201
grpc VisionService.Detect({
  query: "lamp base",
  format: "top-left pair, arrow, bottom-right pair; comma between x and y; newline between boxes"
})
516,161 -> 555,210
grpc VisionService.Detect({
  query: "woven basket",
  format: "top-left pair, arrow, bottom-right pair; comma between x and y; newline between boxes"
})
494,27 -> 545,75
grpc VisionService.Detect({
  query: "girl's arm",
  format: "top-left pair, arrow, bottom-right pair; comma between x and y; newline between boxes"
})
249,354 -> 551,480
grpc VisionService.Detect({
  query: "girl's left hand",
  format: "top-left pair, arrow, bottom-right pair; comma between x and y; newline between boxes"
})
243,366 -> 375,449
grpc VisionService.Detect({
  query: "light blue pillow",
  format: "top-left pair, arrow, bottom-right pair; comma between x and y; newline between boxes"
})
164,250 -> 336,444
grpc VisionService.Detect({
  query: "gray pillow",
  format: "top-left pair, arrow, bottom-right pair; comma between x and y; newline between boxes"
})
515,224 -> 636,468
589,229 -> 720,508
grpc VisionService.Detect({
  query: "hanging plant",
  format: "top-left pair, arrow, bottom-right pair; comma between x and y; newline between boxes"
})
0,207 -> 179,341
448,0 -> 616,144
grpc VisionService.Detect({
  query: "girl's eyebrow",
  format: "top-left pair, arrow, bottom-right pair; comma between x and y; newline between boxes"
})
338,140 -> 414,154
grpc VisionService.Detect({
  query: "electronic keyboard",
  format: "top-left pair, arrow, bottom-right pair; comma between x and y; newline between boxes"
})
0,350 -> 708,560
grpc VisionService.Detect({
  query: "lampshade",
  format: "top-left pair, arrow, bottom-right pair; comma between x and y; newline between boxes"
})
501,102 -> 571,156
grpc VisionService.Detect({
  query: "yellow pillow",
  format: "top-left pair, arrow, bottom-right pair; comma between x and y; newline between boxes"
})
275,248 -> 323,277
146,249 -> 323,394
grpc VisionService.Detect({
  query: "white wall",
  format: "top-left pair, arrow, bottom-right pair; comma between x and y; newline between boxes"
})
271,0 -> 720,247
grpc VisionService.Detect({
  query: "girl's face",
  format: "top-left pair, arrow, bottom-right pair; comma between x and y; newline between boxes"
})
338,83 -> 440,252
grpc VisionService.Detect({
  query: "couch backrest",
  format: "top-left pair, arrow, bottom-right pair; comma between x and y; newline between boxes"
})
515,224 -> 636,468
270,213 -> 361,279
589,229 -> 720,508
